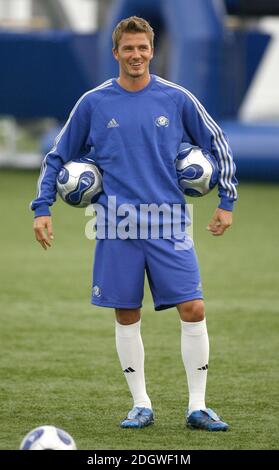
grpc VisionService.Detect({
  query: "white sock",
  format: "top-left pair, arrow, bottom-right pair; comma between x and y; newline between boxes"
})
181,319 -> 209,414
115,320 -> 151,409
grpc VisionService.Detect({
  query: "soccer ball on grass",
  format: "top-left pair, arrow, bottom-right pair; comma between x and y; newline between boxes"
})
20,425 -> 77,450
176,143 -> 218,197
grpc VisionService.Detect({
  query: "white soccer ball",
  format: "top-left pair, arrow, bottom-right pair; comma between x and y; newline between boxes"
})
57,159 -> 103,207
20,425 -> 77,450
176,144 -> 219,197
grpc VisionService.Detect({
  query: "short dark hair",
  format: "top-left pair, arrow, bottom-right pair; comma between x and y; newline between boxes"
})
112,16 -> 154,50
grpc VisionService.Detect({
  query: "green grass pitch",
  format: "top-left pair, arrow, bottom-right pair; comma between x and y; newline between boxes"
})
0,169 -> 278,450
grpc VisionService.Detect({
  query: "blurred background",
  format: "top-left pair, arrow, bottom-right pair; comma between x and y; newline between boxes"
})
0,0 -> 279,451
0,0 -> 279,178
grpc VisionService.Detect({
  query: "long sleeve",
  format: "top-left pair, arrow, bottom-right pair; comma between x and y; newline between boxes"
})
182,91 -> 238,211
31,94 -> 92,217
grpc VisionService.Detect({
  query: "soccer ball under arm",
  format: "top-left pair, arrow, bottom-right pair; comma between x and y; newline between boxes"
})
176,143 -> 219,197
56,159 -> 103,208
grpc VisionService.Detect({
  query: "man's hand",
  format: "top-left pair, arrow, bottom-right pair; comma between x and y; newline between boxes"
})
207,208 -> 232,236
33,216 -> 54,250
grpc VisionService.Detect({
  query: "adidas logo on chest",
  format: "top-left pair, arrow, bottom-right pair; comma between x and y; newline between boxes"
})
107,118 -> 119,128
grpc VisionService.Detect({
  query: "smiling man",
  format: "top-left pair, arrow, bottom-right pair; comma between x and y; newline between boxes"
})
112,27 -> 153,88
31,16 -> 237,432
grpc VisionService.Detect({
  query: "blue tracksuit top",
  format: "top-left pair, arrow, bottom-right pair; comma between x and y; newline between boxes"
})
31,75 -> 237,226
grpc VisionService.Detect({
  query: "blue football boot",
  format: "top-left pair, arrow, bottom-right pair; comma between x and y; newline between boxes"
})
120,407 -> 154,429
187,408 -> 229,431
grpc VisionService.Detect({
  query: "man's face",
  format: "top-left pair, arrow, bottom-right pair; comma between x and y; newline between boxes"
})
113,32 -> 153,79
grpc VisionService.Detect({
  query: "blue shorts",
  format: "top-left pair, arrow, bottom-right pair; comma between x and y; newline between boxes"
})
91,237 -> 203,311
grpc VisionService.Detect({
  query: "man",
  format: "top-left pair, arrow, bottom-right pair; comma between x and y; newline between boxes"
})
32,17 -> 237,431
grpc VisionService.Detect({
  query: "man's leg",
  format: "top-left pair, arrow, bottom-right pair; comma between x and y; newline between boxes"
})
177,300 -> 228,431
177,300 -> 208,413
115,308 -> 153,428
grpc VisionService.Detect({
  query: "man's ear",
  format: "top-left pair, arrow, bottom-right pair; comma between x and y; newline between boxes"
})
112,48 -> 119,61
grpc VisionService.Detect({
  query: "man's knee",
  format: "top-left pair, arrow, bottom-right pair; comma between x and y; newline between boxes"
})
177,299 -> 205,322
115,308 -> 141,325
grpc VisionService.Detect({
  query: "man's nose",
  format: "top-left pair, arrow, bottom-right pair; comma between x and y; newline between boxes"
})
131,48 -> 141,58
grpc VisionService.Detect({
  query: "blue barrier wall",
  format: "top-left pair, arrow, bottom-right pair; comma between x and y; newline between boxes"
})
223,122 -> 279,182
0,31 -> 99,120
